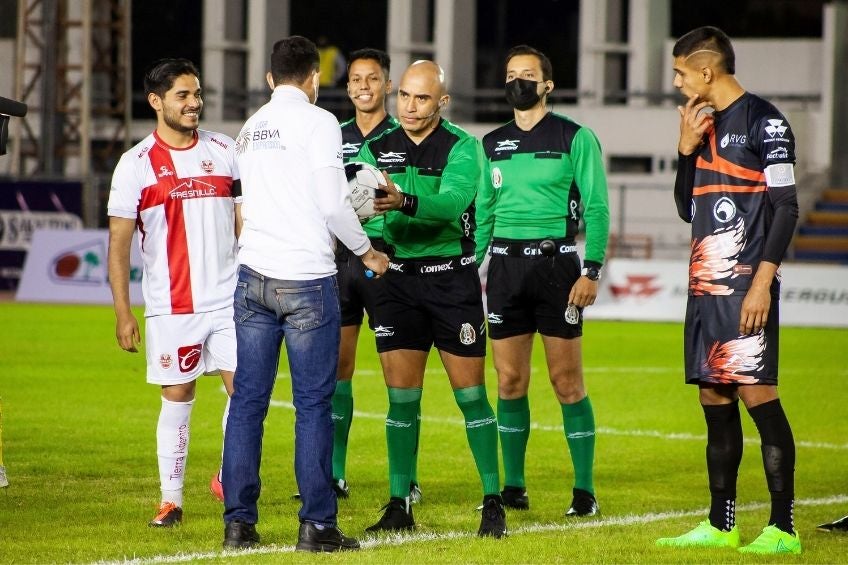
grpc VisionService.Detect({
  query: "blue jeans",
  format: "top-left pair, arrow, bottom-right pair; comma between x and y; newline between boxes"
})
223,265 -> 340,527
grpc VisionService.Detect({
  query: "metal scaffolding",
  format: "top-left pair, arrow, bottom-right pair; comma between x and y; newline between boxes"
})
12,0 -> 132,225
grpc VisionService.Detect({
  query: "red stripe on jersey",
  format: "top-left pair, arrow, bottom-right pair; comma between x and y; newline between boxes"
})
696,131 -> 766,183
147,143 -> 194,314
693,184 -> 768,195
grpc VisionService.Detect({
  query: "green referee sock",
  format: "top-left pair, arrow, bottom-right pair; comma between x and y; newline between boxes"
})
561,395 -> 596,495
386,387 -> 422,499
331,380 -> 353,481
498,395 -> 530,488
454,384 -> 500,496
410,407 -> 421,486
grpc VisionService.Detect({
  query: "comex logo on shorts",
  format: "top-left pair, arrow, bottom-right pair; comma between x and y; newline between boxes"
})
374,325 -> 395,337
177,344 -> 203,373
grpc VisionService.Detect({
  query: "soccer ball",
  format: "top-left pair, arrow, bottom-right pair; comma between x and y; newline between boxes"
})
345,161 -> 386,222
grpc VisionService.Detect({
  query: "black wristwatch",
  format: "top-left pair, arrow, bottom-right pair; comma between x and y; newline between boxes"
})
581,265 -> 602,281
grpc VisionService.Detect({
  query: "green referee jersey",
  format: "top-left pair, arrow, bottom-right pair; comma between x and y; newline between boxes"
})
476,112 -> 610,266
359,118 -> 481,259
341,114 -> 399,239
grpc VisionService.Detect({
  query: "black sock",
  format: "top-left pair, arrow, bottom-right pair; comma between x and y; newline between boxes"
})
703,402 -> 743,531
748,398 -> 796,534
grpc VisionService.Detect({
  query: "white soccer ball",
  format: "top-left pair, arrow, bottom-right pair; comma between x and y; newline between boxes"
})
345,161 -> 385,222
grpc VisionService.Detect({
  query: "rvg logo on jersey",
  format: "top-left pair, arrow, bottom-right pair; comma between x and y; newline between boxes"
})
720,132 -> 747,148
378,151 -> 406,164
459,323 -> 476,345
342,142 -> 362,156
713,196 -> 737,223
494,139 -> 520,152
491,166 -> 503,189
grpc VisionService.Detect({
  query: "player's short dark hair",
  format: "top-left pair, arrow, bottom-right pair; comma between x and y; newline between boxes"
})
347,48 -> 391,79
673,26 -> 736,75
505,45 -> 553,82
270,36 -> 320,85
144,58 -> 200,98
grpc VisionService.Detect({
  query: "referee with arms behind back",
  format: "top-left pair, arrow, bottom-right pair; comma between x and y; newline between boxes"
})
361,60 -> 507,538
476,45 -> 610,517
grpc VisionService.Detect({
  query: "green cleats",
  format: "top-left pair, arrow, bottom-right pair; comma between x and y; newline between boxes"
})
656,520 -> 740,548
738,525 -> 801,555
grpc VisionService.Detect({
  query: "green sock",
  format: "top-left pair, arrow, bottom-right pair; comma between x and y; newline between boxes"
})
331,380 -> 353,481
454,385 -> 500,496
498,395 -> 530,488
561,395 -> 596,495
386,387 -> 422,498
410,406 -> 421,485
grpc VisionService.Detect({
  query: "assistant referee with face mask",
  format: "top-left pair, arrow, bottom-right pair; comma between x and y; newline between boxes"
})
475,44 -> 610,517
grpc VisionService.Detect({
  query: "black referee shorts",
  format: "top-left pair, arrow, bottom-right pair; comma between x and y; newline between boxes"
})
336,238 -> 389,329
372,255 -> 486,357
684,294 -> 779,385
486,242 -> 583,340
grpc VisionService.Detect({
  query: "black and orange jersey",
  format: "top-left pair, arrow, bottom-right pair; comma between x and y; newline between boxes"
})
682,92 -> 796,296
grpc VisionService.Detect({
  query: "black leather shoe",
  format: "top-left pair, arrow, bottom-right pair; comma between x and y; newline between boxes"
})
223,520 -> 260,549
296,521 -> 360,552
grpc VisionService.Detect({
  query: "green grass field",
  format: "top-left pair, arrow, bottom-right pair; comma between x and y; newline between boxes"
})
0,302 -> 846,563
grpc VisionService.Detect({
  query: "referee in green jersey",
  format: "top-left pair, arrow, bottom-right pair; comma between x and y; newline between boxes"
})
476,45 -> 610,517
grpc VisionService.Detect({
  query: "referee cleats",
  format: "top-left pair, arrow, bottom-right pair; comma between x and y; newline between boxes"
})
565,488 -> 599,517
655,520 -> 740,548
409,481 -> 422,505
365,497 -> 415,533
501,486 -> 529,510
817,514 -> 848,533
149,501 -> 182,527
333,478 -> 350,499
478,495 -> 507,538
738,525 -> 801,555
210,471 -> 224,502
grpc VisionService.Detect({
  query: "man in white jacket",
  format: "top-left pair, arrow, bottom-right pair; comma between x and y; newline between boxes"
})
221,36 -> 388,553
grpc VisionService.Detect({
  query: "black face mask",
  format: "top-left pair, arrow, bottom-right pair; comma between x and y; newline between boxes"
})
505,78 -> 543,111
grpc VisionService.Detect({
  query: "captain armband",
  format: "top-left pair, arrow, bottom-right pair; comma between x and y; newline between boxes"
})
764,163 -> 795,188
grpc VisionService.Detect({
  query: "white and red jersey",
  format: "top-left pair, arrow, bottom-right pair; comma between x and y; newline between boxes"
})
108,129 -> 239,317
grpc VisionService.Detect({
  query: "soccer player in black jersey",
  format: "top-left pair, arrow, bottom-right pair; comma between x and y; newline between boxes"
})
476,45 -> 609,518
328,48 -> 423,501
655,27 -> 801,555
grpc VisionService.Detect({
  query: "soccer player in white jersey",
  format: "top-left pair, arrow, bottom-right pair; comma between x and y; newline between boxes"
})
107,58 -> 241,527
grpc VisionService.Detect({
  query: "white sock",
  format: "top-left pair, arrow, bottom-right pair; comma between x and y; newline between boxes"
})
219,396 -> 231,475
157,397 -> 194,507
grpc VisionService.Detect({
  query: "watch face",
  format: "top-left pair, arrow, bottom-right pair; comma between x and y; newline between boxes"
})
582,267 -> 600,281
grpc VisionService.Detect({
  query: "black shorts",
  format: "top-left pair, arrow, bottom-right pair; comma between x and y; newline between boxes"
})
486,240 -> 583,340
336,238 -> 389,328
372,255 -> 486,357
684,294 -> 779,385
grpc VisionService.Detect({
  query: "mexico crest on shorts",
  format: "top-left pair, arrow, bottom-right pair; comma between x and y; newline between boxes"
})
564,304 -> 580,325
459,323 -> 477,345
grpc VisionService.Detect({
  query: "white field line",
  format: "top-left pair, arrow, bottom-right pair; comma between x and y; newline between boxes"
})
267,398 -> 848,451
93,494 -> 848,565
